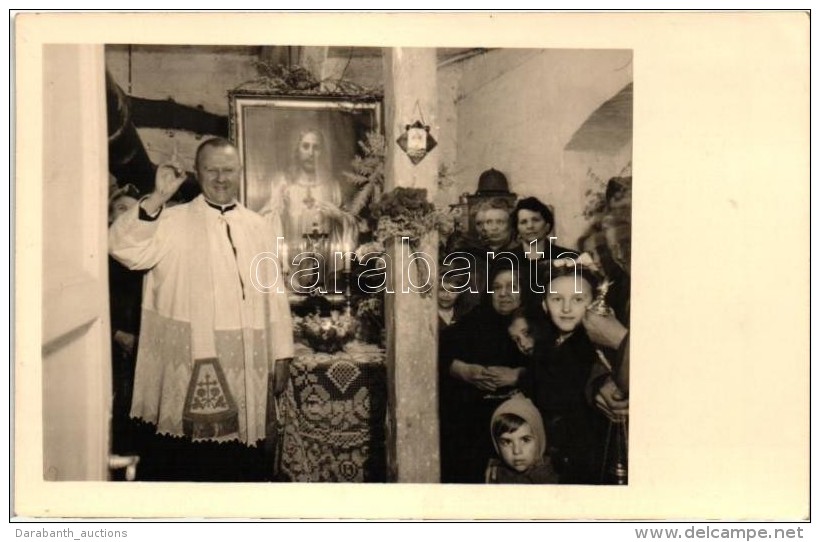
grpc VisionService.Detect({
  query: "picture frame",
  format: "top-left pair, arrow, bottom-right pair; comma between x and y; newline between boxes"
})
228,91 -> 382,214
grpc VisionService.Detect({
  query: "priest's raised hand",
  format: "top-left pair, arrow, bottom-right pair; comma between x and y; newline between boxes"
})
141,158 -> 187,216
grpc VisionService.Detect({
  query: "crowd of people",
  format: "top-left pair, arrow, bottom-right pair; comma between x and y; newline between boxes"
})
107,136 -> 631,484
437,172 -> 632,484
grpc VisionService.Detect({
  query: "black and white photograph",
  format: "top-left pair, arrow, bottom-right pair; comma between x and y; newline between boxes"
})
41,42 -> 633,485
15,11 -> 808,521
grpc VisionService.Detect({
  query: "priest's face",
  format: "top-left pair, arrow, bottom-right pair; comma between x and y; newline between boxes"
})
197,144 -> 241,205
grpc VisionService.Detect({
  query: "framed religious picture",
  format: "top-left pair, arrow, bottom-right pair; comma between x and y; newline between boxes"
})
229,92 -> 382,295
229,92 -> 382,213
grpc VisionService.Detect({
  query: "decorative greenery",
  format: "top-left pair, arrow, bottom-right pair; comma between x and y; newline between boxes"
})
370,187 -> 454,252
245,62 -> 322,93
583,161 -> 632,221
236,61 -> 382,97
343,130 -> 456,253
343,132 -> 386,217
343,133 -> 456,298
358,187 -> 455,298
582,168 -> 607,221
344,131 -> 457,215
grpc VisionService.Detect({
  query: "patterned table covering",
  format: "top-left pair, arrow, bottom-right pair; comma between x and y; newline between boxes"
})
280,342 -> 387,482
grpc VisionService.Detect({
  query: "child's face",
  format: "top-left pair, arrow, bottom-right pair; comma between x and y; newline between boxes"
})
543,275 -> 593,334
437,280 -> 460,309
498,422 -> 539,472
508,317 -> 535,356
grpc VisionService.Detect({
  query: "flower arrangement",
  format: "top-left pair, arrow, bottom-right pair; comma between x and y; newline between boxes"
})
293,310 -> 358,353
348,188 -> 453,298
370,187 -> 454,252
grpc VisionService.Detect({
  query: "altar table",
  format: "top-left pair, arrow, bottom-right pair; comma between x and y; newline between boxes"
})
279,343 -> 387,482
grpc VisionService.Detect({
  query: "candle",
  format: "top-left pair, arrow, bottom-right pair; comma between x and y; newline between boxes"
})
344,248 -> 352,273
345,236 -> 356,273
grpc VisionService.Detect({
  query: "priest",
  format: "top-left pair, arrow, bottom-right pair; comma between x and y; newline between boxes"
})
109,137 -> 294,481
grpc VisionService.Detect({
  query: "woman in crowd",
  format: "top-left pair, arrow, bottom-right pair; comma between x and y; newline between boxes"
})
511,197 -> 576,314
513,197 -> 575,264
439,262 -> 530,483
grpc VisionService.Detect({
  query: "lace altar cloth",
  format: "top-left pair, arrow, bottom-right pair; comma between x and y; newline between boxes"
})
280,342 -> 387,482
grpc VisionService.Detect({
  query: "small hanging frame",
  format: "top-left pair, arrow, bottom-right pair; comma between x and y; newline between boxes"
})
396,101 -> 437,165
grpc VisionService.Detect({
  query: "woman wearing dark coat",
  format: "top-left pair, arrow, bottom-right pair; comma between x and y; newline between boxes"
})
439,263 -> 529,483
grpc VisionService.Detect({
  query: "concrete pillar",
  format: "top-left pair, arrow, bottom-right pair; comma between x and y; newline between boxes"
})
382,48 -> 440,483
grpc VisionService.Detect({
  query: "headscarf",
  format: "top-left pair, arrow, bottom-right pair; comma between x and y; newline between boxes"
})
490,394 -> 547,458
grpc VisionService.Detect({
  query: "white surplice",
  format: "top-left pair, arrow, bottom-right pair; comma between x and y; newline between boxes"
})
109,195 -> 294,445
